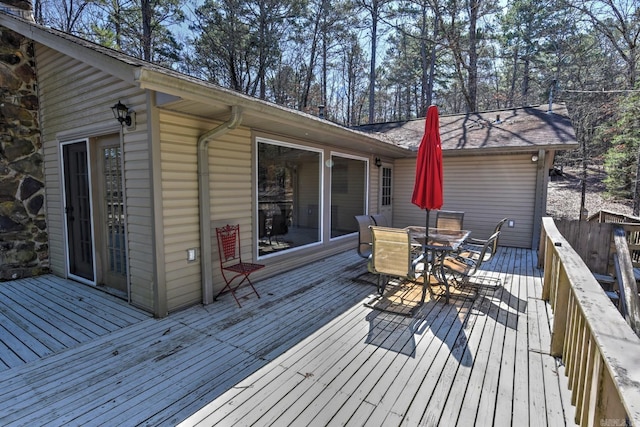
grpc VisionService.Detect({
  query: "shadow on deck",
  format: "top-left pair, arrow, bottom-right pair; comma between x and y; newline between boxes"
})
0,247 -> 576,426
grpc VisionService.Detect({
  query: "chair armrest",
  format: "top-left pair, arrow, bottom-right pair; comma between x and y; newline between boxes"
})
410,252 -> 427,277
466,237 -> 487,245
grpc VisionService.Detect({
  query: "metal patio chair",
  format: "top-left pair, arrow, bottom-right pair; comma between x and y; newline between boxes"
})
355,215 -> 375,259
434,230 -> 501,298
368,226 -> 426,297
435,210 -> 465,230
371,213 -> 390,227
458,218 -> 508,262
215,224 -> 265,307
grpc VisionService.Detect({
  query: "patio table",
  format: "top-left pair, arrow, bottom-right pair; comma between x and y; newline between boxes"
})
404,226 -> 471,303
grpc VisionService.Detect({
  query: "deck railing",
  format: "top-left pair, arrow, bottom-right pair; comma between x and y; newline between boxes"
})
587,209 -> 640,225
541,217 -> 640,427
586,210 -> 640,268
612,227 -> 640,335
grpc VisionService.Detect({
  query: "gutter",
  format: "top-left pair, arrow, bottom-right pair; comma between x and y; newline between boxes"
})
198,106 -> 243,304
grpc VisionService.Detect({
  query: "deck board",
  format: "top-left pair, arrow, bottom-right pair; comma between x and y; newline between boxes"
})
493,247 -> 520,424
0,275 -> 150,372
0,248 -> 577,426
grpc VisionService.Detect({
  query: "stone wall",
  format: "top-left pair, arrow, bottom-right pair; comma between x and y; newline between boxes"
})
0,21 -> 48,280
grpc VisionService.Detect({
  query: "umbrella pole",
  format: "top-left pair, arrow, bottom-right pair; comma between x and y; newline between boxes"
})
422,209 -> 431,304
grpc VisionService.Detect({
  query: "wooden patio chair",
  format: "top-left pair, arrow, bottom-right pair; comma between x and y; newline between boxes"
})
368,226 -> 426,297
215,224 -> 265,307
434,230 -> 501,298
458,217 -> 508,262
355,215 -> 375,259
435,210 -> 465,230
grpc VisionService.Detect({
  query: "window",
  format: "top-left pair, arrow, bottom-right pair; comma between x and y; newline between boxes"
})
330,154 -> 367,238
257,139 -> 322,256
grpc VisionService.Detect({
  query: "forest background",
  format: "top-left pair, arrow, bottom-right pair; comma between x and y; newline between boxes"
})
29,0 -> 640,213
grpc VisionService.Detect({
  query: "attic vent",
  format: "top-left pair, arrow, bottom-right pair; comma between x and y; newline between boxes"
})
0,3 -> 34,21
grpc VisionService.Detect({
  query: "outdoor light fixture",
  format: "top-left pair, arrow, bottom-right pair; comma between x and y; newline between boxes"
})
111,101 -> 133,127
375,157 -> 382,167
531,154 -> 539,162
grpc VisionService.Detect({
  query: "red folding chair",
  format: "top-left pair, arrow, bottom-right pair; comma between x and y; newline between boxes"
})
215,224 -> 265,307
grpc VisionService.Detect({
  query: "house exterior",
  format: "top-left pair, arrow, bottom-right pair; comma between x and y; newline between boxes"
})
0,5 -> 578,317
0,8 -> 411,317
358,104 -> 579,250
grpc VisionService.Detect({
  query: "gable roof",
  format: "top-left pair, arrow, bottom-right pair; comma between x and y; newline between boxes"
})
356,104 -> 579,155
0,11 -> 411,158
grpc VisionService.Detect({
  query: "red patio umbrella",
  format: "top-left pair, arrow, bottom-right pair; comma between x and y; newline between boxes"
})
411,105 -> 444,300
412,104 -> 444,223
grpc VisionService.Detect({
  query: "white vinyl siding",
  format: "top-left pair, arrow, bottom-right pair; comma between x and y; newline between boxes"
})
209,128 -> 257,297
393,153 -> 537,248
369,161 -> 379,214
35,45 -> 154,311
123,130 -> 155,310
158,112 -> 202,310
158,112 -> 259,310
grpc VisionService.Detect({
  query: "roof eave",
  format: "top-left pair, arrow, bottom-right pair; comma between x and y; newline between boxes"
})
441,144 -> 579,157
136,68 -> 412,158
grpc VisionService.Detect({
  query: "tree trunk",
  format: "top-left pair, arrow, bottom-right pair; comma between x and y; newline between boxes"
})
368,0 -> 378,123
141,0 -> 152,61
522,56 -> 530,106
634,145 -> 640,216
301,1 -> 324,110
427,19 -> 438,108
467,0 -> 479,112
509,46 -> 518,107
321,30 -> 327,109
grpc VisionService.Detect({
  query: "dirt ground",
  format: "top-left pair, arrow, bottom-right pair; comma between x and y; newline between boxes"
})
546,166 -> 635,220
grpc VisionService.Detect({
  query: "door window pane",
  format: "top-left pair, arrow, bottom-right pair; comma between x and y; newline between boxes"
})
257,140 -> 321,256
330,155 -> 367,238
103,146 -> 126,277
382,166 -> 392,206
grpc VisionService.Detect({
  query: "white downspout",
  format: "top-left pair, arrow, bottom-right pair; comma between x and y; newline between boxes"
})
198,106 -> 243,304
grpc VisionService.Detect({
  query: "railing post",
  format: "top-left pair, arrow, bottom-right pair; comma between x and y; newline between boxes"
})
550,264 -> 570,357
590,355 -> 629,427
577,337 -> 595,425
613,226 -> 640,335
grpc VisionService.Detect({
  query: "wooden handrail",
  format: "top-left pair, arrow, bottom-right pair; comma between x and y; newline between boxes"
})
618,224 -> 640,268
613,254 -> 629,318
613,226 -> 640,336
542,217 -> 640,426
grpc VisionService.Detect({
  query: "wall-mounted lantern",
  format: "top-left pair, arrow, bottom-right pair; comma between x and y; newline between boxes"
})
111,100 -> 133,127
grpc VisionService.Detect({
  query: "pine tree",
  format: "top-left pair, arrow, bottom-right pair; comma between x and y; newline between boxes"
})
602,92 -> 640,214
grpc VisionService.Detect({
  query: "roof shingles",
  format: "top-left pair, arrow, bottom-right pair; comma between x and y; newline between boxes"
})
357,104 -> 578,153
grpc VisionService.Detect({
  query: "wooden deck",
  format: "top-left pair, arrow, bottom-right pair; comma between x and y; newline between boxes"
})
0,275 -> 150,371
0,248 -> 576,426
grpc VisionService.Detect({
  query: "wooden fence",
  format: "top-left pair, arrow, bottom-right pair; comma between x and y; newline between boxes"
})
541,217 -> 640,426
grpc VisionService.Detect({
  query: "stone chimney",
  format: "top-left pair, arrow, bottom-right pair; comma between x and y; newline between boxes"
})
0,1 -> 34,21
0,0 -> 49,280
